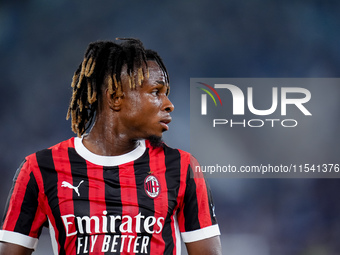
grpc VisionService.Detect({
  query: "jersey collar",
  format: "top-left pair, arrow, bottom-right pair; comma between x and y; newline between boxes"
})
74,137 -> 146,166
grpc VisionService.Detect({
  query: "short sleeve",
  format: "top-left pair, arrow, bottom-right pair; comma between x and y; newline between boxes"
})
177,155 -> 220,243
0,158 -> 47,250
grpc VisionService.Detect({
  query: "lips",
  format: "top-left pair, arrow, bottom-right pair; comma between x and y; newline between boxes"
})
160,116 -> 172,131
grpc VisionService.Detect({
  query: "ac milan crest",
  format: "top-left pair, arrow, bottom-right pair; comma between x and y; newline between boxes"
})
144,175 -> 160,198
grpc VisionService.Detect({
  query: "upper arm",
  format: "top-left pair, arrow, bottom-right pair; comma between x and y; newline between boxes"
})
178,156 -> 218,233
179,155 -> 221,253
185,236 -> 222,255
1,159 -> 45,251
0,242 -> 33,255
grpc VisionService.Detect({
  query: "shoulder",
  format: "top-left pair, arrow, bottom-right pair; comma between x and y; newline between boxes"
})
47,137 -> 75,149
146,140 -> 192,162
160,143 -> 206,180
23,137 -> 75,166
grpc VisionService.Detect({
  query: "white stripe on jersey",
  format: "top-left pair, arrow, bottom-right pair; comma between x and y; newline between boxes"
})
173,213 -> 181,255
48,218 -> 58,255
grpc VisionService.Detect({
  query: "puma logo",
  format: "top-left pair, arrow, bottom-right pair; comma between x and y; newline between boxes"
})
61,180 -> 84,196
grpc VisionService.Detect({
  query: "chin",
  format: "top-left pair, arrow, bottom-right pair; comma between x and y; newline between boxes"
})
147,135 -> 164,148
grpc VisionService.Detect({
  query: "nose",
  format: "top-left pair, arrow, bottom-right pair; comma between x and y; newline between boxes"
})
163,96 -> 174,113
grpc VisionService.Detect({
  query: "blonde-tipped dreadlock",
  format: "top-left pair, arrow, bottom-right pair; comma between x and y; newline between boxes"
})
66,38 -> 169,137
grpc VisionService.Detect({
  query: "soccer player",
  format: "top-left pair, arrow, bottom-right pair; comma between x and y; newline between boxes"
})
0,38 -> 221,255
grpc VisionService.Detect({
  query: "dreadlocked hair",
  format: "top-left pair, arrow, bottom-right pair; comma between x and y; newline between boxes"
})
66,38 -> 169,137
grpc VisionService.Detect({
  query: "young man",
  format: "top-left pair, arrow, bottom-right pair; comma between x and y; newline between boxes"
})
0,38 -> 221,255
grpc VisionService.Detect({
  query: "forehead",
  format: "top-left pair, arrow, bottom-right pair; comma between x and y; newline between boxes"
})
120,60 -> 169,90
146,61 -> 168,84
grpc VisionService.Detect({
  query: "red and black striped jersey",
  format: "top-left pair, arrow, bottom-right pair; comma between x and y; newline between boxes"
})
0,137 -> 220,255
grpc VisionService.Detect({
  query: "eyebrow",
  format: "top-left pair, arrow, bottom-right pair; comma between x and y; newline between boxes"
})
156,80 -> 166,86
155,80 -> 170,95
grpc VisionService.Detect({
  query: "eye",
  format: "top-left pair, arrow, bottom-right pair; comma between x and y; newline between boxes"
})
151,89 -> 159,96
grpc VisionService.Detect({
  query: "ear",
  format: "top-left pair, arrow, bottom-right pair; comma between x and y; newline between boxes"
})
105,88 -> 124,111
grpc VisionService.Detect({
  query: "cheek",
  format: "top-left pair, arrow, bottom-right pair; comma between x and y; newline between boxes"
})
123,93 -> 161,119
141,96 -> 162,112
122,94 -> 142,116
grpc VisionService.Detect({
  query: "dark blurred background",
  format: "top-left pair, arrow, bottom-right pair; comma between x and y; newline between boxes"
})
1,0 -> 340,254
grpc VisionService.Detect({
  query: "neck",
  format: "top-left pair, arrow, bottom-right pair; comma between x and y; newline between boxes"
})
82,120 -> 139,156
